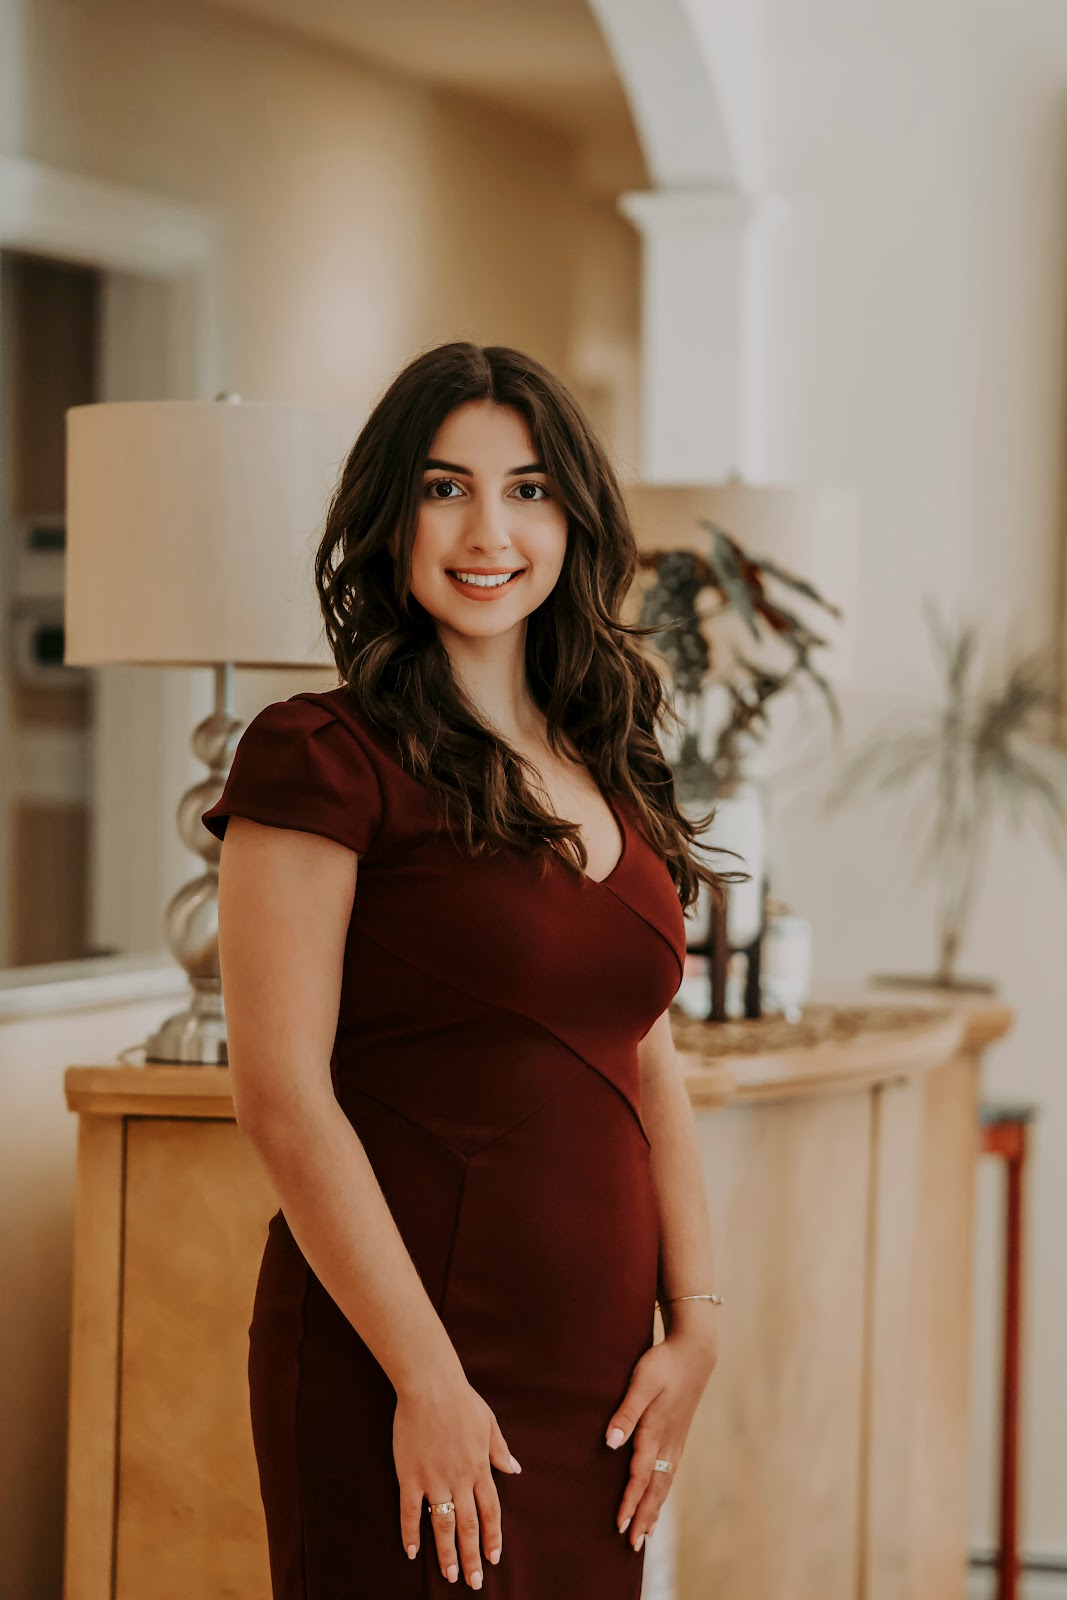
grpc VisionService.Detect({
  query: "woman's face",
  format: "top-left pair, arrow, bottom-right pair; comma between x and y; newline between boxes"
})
405,399 -> 568,639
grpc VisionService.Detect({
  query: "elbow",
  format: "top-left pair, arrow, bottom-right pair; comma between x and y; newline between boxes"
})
232,1096 -> 265,1140
232,1090 -> 285,1143
232,1086 -> 333,1148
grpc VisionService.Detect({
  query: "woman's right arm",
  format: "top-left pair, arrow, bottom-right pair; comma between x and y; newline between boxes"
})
217,816 -> 519,1589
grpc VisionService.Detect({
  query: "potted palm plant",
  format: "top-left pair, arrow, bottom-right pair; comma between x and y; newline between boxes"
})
824,599 -> 1067,990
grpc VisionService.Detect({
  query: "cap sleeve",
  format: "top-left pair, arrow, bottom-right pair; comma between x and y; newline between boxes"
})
200,697 -> 383,857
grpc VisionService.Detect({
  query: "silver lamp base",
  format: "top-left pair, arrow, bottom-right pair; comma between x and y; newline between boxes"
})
144,663 -> 242,1066
144,979 -> 228,1065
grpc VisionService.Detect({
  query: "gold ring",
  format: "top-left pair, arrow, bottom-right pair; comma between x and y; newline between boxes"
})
427,1500 -> 455,1515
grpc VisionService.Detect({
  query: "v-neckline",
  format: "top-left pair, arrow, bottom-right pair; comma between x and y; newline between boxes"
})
318,688 -> 630,887
521,764 -> 629,888
574,788 -> 628,887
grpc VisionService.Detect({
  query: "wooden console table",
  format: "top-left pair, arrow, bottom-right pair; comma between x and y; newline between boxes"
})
664,990 -> 1013,1600
62,988 -> 1012,1600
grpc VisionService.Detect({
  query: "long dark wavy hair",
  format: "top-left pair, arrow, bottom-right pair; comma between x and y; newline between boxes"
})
313,340 -> 744,913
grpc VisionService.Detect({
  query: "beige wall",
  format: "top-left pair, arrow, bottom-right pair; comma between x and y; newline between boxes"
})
4,0 -> 641,425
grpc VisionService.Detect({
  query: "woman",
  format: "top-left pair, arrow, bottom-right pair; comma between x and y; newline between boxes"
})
202,341 -> 730,1598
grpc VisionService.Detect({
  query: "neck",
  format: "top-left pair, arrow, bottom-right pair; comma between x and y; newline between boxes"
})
438,623 -> 543,744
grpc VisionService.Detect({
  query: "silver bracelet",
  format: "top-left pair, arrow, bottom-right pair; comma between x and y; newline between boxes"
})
655,1292 -> 724,1308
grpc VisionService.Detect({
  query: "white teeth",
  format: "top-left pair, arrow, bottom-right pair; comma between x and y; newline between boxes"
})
450,570 -> 520,588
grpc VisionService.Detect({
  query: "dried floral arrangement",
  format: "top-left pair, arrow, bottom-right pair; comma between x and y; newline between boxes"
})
637,520 -> 844,799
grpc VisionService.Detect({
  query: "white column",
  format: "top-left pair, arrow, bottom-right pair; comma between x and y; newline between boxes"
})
618,185 -> 784,483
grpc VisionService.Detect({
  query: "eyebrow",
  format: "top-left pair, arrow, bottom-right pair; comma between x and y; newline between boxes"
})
424,457 -> 545,476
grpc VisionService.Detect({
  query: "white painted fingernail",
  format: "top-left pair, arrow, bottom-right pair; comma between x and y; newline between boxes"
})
446,1563 -> 458,1582
633,1532 -> 645,1552
649,1520 -> 658,1536
470,1572 -> 482,1589
406,1543 -> 417,1558
618,1515 -> 631,1533
606,1427 -> 625,1448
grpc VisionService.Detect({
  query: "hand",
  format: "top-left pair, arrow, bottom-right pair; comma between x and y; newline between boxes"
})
393,1365 -> 522,1587
604,1328 -> 718,1553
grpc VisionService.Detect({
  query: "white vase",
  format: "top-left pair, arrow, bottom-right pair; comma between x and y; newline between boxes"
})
762,911 -> 813,1020
681,786 -> 765,940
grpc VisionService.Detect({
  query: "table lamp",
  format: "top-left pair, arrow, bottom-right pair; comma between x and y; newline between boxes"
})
64,396 -> 361,1065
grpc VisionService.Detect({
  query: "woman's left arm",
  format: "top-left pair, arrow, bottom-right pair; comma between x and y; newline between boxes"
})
604,1004 -> 720,1552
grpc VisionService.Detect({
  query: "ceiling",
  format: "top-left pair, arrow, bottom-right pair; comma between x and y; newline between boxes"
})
197,0 -> 637,142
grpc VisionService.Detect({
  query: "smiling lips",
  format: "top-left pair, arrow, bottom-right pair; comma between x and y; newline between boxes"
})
445,567 -> 527,599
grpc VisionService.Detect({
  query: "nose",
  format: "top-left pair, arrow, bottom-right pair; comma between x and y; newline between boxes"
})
464,493 -> 515,556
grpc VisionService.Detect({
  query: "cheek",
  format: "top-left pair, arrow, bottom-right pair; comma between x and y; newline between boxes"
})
526,544 -> 567,604
538,510 -> 569,575
409,514 -> 449,584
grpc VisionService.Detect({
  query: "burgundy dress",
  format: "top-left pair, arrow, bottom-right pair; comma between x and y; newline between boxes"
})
201,686 -> 686,1600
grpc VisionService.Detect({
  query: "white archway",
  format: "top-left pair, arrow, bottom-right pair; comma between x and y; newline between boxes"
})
585,0 -> 781,482
585,0 -> 752,188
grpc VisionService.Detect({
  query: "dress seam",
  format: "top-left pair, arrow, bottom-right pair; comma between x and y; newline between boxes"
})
348,927 -> 652,1148
344,1080 -> 472,1164
598,882 -> 685,984
436,1159 -> 471,1319
349,1074 -> 586,1157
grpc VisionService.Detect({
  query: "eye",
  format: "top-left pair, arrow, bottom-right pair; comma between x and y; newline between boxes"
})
424,478 -> 464,500
423,477 -> 552,502
510,481 -> 551,502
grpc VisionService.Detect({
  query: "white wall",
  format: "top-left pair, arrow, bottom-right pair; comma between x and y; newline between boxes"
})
751,0 -> 1067,1566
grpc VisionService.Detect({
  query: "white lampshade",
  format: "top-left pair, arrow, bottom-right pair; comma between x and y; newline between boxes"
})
625,478 -> 861,684
64,399 -> 363,668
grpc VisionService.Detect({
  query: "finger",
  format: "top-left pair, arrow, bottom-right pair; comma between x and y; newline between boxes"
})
473,1468 -> 503,1568
426,1492 -> 459,1583
605,1370 -> 661,1449
616,1463 -> 651,1534
487,1415 -> 522,1475
620,1439 -> 678,1544
616,1421 -> 668,1530
399,1481 -> 423,1559
451,1487 -> 484,1589
624,1468 -> 673,1549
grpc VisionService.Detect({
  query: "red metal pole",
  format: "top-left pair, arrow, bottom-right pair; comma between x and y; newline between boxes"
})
995,1123 -> 1026,1600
